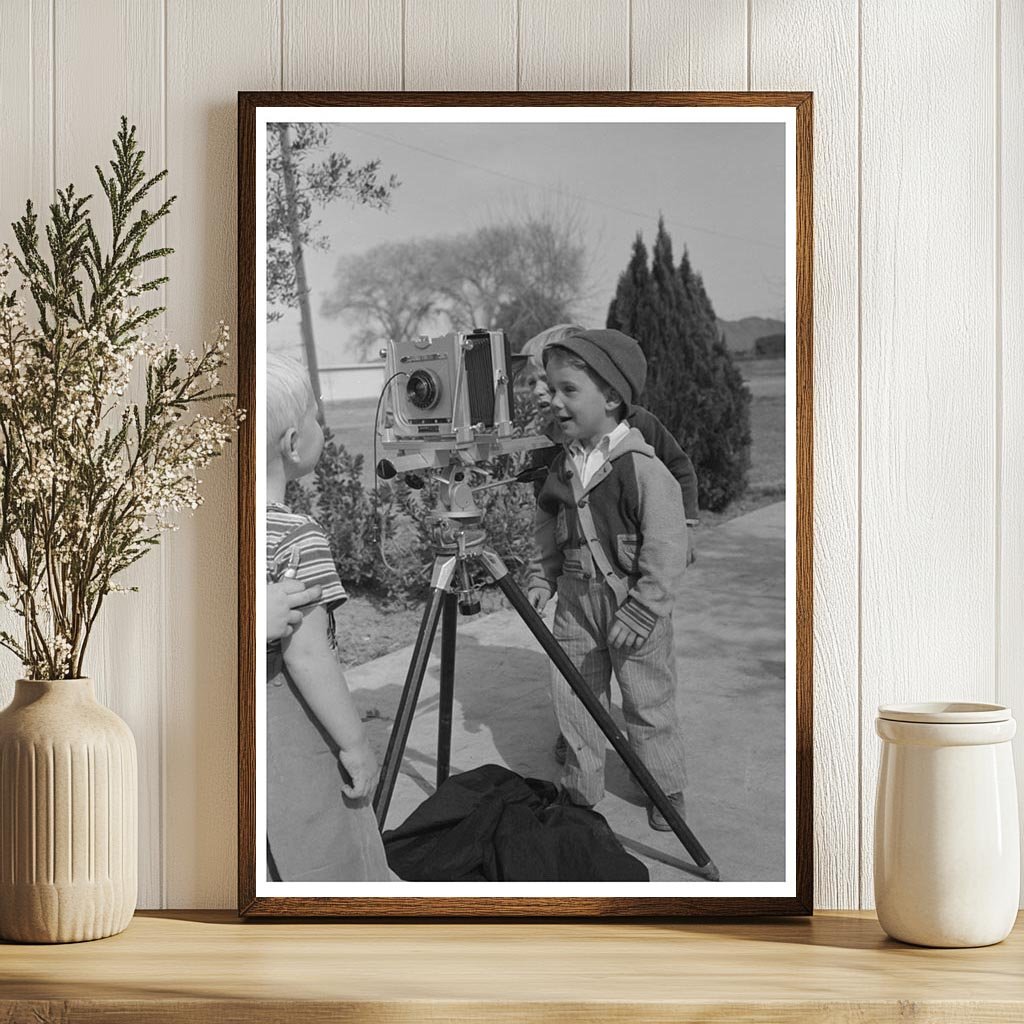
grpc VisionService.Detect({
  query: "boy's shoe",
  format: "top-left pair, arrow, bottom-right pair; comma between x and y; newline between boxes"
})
647,792 -> 686,832
554,732 -> 568,764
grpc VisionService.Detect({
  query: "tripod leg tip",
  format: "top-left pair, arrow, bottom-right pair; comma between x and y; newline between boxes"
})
697,860 -> 720,882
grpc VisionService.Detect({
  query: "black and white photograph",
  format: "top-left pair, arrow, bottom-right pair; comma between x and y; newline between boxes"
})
242,95 -> 810,915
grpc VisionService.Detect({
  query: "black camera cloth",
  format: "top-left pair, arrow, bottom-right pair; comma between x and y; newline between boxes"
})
382,764 -> 648,882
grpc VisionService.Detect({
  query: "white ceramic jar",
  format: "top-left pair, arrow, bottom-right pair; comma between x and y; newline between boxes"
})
874,702 -> 1019,947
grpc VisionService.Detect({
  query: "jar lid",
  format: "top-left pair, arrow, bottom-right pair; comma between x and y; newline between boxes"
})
877,702 -> 1011,724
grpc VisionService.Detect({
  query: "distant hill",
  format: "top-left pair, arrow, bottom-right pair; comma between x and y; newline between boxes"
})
717,317 -> 785,356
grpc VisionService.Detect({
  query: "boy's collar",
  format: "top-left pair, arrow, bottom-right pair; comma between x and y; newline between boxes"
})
568,419 -> 630,455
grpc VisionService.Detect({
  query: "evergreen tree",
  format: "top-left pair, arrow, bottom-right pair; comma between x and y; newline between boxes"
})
606,233 -> 649,335
606,219 -> 751,512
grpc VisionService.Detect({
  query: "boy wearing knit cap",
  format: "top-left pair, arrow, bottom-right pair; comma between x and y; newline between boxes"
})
527,329 -> 688,829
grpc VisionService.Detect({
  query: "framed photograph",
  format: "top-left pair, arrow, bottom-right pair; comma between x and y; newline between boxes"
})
238,91 -> 812,916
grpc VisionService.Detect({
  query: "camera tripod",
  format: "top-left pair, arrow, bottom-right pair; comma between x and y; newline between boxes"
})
370,477 -> 720,881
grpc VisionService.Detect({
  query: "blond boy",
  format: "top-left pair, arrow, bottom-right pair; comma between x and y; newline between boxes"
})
265,353 -> 389,881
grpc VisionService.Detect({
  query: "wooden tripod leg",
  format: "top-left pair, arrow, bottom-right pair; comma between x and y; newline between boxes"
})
436,591 -> 458,789
372,556 -> 458,827
476,549 -> 720,882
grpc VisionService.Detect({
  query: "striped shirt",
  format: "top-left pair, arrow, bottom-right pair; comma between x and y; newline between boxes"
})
266,502 -> 346,651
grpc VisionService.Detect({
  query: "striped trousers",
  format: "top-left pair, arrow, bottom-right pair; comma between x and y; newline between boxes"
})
550,574 -> 687,807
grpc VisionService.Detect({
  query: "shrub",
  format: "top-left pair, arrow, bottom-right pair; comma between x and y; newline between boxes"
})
287,425 -> 542,600
286,430 -> 415,599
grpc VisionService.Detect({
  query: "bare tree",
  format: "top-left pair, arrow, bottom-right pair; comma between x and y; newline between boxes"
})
321,238 -> 444,359
322,202 -> 590,354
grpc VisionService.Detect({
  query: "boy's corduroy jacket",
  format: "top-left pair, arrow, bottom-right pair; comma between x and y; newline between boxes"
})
528,428 -> 688,638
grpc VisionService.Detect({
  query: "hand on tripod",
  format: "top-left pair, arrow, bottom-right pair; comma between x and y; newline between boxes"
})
528,587 -> 551,613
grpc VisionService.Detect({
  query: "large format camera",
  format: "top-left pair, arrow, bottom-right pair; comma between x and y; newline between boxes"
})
384,329 -> 516,443
375,327 -> 552,514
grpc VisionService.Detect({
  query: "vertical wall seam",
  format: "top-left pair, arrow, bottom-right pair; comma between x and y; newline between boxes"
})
279,0 -> 284,91
856,0 -> 865,909
159,0 -> 169,912
400,0 -> 406,91
627,0 -> 632,91
27,0 -> 33,192
751,0 -> 756,89
29,0 -> 34,191
515,0 -> 521,91
686,2 -> 691,92
994,0 -> 1003,706
50,0 -> 55,198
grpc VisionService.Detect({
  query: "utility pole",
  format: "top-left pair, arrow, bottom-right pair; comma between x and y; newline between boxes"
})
278,124 -> 324,419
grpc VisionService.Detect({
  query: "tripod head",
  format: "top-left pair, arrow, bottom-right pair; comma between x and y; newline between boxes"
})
403,462 -> 547,616
374,391 -> 557,606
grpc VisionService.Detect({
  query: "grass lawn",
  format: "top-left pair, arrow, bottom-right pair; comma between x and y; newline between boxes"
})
741,357 -> 786,497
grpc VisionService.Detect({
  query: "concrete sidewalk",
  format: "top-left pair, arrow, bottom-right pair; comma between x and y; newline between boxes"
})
351,501 -> 787,883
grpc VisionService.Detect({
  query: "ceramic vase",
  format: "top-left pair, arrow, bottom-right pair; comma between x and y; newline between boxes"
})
874,702 -> 1019,948
0,678 -> 137,943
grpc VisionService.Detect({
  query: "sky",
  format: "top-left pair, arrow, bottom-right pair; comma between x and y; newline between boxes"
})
267,120 -> 786,365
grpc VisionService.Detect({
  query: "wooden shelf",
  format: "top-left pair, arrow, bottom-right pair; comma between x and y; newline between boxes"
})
2,910 -> 1022,1022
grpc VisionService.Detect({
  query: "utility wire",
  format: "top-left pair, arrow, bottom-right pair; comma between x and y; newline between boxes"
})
334,124 -> 785,252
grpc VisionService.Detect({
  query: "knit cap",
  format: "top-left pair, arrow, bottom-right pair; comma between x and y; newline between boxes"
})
546,329 -> 647,411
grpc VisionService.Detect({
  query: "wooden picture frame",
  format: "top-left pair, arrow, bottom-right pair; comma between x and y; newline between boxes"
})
238,91 -> 812,917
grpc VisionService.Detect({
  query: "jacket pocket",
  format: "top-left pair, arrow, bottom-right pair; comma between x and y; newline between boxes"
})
616,533 -> 641,574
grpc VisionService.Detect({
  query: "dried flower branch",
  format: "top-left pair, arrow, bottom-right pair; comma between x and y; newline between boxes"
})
0,117 -> 242,679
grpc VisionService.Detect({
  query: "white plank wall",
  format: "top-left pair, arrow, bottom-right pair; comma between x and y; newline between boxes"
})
0,1 -> 51,244
0,4 -> 53,692
1002,0 -> 1024,898
859,0 -> 999,909
53,0 -> 168,910
404,0 -> 517,90
0,0 -> 1018,910
283,1 -> 403,91
750,0 -> 860,912
162,0 -> 279,908
631,1 -> 746,91
519,0 -> 629,90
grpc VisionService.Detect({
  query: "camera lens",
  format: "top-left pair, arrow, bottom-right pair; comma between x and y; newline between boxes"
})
406,369 -> 441,410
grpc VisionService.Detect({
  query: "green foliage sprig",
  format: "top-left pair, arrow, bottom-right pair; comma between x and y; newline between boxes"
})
0,118 -> 242,679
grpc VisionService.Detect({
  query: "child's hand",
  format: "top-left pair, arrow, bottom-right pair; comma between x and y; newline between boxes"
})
528,588 -> 550,614
267,578 -> 322,642
609,619 -> 644,650
338,741 -> 379,801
